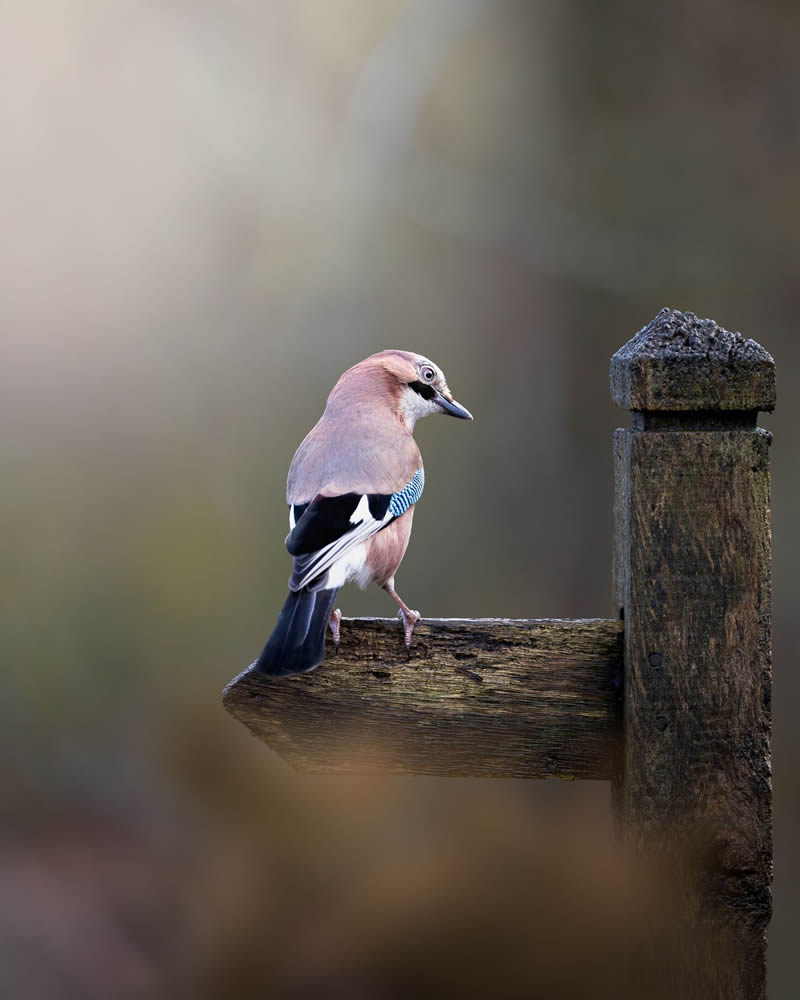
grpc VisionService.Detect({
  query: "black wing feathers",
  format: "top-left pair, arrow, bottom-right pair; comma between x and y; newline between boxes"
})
367,493 -> 391,520
292,502 -> 309,523
287,494 -> 361,556
287,492 -> 393,556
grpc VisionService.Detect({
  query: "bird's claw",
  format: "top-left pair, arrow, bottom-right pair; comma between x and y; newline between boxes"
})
397,607 -> 421,650
328,608 -> 342,650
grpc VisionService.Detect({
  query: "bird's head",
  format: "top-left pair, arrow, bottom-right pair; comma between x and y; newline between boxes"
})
346,350 -> 473,429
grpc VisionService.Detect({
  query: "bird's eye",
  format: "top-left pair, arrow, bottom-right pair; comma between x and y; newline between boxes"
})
421,366 -> 435,382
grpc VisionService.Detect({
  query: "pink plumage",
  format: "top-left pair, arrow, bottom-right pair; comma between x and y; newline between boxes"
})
254,350 -> 472,676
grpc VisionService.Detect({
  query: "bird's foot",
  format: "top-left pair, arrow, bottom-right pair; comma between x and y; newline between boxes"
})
328,608 -> 342,650
396,607 -> 421,650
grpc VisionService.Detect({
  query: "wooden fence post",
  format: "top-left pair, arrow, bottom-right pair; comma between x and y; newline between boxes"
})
611,308 -> 775,998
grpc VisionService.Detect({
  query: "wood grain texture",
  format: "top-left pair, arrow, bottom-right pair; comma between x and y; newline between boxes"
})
610,307 -> 776,412
223,618 -> 623,779
614,427 -> 773,999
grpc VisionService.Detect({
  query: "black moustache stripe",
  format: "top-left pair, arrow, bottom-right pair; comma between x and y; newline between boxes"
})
408,380 -> 436,401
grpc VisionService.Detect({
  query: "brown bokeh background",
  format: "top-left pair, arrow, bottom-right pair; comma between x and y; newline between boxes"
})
2,1 -> 798,996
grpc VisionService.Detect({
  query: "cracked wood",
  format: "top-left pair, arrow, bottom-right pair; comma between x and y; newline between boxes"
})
223,618 -> 623,779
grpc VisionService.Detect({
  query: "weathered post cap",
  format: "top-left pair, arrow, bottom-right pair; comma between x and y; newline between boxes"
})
611,307 -> 775,412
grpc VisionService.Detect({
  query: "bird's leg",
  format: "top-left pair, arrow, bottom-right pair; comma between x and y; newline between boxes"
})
383,581 -> 420,649
328,607 -> 342,650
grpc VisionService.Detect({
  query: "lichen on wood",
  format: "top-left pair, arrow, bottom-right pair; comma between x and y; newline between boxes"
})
610,307 -> 776,412
612,307 -> 774,998
223,618 -> 623,780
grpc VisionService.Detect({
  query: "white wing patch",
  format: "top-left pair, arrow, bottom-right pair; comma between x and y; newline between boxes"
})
288,469 -> 424,592
349,494 -> 371,525
292,498 -> 394,590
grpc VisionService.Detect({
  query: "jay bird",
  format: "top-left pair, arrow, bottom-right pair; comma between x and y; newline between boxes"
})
254,350 -> 472,676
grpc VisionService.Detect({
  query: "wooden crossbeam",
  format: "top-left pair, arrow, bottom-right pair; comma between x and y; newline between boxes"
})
223,617 -> 623,779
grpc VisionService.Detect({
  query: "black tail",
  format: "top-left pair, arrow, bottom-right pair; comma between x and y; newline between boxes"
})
253,587 -> 339,676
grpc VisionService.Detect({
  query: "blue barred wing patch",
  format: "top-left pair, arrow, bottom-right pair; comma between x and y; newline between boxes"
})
389,468 -> 425,518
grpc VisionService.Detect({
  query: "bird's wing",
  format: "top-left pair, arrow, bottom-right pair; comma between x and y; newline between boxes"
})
286,469 -> 424,591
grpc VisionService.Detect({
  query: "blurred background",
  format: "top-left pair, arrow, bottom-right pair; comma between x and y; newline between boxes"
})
2,0 -> 798,996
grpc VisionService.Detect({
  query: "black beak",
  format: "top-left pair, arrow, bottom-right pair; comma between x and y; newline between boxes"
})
436,391 -> 473,420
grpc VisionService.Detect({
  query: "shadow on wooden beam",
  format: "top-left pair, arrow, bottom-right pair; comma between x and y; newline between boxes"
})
223,618 -> 623,779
